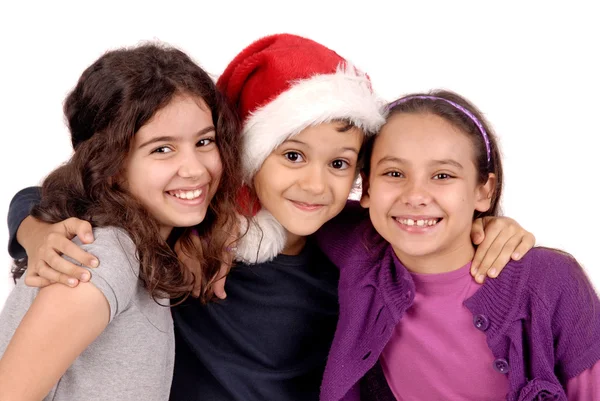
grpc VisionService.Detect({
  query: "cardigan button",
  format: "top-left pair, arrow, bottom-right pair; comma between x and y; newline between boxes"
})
473,314 -> 490,331
493,358 -> 510,374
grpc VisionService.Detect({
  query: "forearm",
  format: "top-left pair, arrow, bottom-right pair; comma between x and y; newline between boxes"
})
7,187 -> 42,259
16,216 -> 50,254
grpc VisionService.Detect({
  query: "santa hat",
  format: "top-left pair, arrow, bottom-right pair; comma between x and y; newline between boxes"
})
217,33 -> 385,264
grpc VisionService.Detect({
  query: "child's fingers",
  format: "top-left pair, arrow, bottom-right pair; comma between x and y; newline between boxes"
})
55,234 -> 98,270
472,230 -> 512,282
212,274 -> 227,300
511,233 -> 535,260
23,271 -> 53,288
191,277 -> 202,298
477,232 -> 535,281
483,235 -> 523,278
213,225 -> 237,300
62,217 -> 95,243
471,225 -> 502,275
46,246 -> 95,283
470,218 -> 485,245
188,262 -> 202,298
212,251 -> 232,300
174,235 -> 204,297
36,261 -> 81,288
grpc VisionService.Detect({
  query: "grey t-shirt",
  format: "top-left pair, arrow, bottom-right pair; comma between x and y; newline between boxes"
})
0,227 -> 174,400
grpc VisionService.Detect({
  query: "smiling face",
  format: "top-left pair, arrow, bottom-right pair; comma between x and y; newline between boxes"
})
361,112 -> 495,272
252,121 -> 363,250
124,94 -> 222,239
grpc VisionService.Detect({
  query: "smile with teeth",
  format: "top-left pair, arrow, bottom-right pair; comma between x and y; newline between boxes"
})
395,217 -> 441,227
168,189 -> 203,200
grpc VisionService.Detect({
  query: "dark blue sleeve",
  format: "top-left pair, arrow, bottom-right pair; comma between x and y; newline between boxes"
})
7,186 -> 41,259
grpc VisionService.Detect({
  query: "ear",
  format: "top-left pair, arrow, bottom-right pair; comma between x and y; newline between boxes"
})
474,173 -> 496,213
359,171 -> 371,209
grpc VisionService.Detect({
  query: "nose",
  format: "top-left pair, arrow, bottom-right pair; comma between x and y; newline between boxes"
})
178,149 -> 209,180
400,177 -> 431,208
298,164 -> 327,195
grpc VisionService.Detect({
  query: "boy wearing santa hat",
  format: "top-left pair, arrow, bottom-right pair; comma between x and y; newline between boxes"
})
171,33 -> 386,400
218,33 -> 385,263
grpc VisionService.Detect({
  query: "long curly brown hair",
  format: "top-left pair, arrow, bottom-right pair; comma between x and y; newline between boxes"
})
12,43 -> 242,303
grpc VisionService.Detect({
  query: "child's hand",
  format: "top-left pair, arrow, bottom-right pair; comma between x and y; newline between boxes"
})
175,234 -> 203,298
211,259 -> 231,300
470,216 -> 535,283
210,226 -> 239,300
19,216 -> 97,288
175,229 -> 235,300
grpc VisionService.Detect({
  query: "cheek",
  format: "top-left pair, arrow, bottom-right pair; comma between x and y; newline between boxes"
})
328,175 -> 356,212
127,159 -> 173,193
334,173 -> 356,196
252,158 -> 284,198
122,159 -> 146,195
207,150 -> 223,182
251,169 -> 276,206
436,185 -> 473,215
369,180 -> 398,209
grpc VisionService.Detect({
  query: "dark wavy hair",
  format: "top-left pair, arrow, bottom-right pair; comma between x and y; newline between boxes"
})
362,89 -> 503,219
12,43 -> 242,303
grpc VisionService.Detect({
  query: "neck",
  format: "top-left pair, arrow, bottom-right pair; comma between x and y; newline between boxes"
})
282,232 -> 307,255
393,239 -> 475,275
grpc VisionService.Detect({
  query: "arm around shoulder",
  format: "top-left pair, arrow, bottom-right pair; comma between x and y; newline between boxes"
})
7,187 -> 42,259
314,200 -> 379,267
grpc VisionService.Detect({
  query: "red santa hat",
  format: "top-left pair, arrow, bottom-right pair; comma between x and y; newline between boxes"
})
217,33 -> 385,263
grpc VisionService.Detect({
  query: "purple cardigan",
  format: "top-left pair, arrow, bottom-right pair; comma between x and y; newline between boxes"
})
317,202 -> 600,401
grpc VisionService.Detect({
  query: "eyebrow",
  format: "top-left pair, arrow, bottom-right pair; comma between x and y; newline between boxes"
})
376,156 -> 404,166
138,126 -> 215,149
432,159 -> 464,169
376,156 -> 464,169
283,139 -> 360,154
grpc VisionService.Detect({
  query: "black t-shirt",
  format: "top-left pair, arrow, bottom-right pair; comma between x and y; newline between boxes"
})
169,243 -> 339,401
7,188 -> 340,401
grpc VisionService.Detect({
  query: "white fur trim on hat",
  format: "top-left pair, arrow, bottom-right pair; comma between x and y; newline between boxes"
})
234,209 -> 287,264
241,64 -> 386,182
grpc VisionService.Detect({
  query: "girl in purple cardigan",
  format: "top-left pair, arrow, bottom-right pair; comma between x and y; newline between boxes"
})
318,91 -> 600,401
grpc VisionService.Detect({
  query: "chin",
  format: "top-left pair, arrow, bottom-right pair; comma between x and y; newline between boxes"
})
168,214 -> 208,229
284,222 -> 323,237
391,240 -> 439,257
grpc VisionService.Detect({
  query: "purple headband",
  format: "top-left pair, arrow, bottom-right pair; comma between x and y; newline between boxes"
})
386,95 -> 492,165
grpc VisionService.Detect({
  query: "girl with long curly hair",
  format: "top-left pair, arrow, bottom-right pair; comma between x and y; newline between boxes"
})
0,43 -> 241,400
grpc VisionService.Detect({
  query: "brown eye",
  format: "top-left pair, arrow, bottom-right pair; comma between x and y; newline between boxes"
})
284,152 -> 304,163
385,171 -> 403,178
197,138 -> 214,147
331,159 -> 349,169
151,146 -> 172,154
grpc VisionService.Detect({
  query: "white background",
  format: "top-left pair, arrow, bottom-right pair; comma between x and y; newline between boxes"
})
1,1 -> 598,309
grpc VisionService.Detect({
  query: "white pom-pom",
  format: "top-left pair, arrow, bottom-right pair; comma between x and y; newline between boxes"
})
234,209 -> 287,264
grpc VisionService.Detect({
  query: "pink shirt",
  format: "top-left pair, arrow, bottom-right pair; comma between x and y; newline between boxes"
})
380,263 -> 600,400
